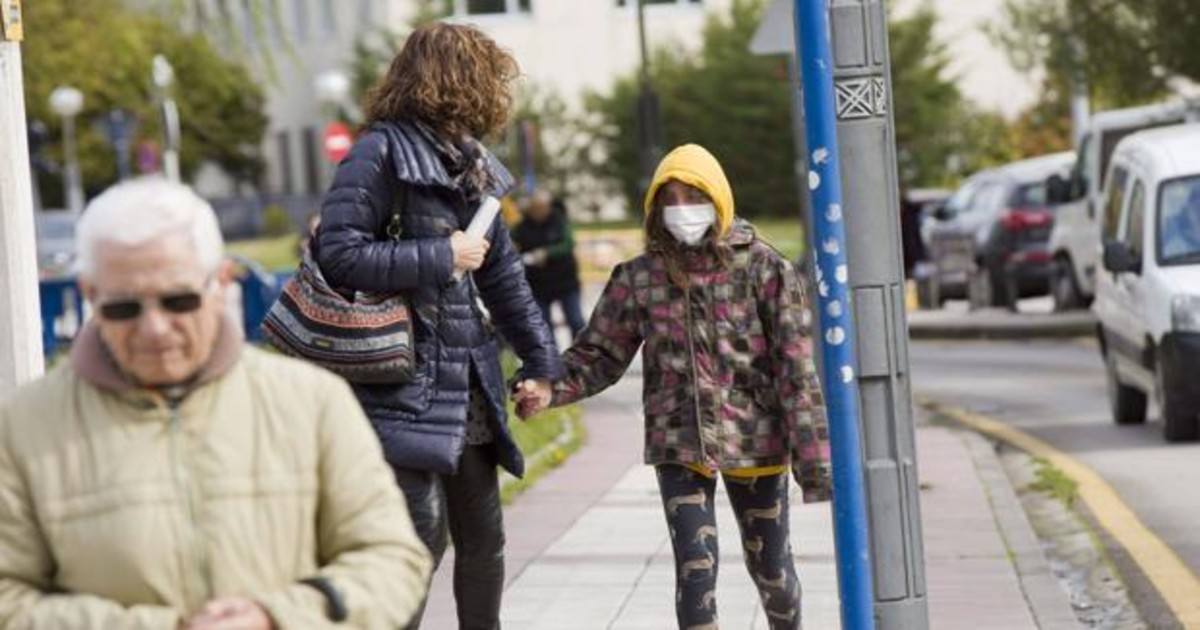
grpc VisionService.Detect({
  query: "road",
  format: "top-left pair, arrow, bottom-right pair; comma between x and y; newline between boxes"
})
910,338 -> 1200,594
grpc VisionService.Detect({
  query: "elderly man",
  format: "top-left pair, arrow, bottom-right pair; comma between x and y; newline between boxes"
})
0,179 -> 431,629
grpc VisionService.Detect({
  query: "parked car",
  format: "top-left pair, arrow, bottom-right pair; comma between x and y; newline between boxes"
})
922,152 -> 1075,309
1093,123 -> 1200,442
34,211 -> 77,279
1046,100 -> 1200,311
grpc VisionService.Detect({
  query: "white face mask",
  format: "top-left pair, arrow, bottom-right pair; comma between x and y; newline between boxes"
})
662,203 -> 716,247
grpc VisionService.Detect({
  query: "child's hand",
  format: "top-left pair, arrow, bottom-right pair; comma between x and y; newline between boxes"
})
513,379 -> 552,419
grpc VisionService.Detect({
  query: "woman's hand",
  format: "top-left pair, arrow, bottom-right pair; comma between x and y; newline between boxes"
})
513,379 -> 552,419
451,231 -> 490,273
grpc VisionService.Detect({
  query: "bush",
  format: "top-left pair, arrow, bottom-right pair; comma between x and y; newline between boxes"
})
261,204 -> 293,238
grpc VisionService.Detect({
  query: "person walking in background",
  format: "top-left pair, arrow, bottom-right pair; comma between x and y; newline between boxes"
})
514,145 -> 831,630
314,22 -> 563,630
511,189 -> 587,345
0,178 -> 431,629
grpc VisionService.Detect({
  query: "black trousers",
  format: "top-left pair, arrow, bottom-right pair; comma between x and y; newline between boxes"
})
656,465 -> 802,630
394,444 -> 505,630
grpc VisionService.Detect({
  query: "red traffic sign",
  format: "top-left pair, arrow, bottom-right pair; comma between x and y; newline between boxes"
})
323,122 -> 353,163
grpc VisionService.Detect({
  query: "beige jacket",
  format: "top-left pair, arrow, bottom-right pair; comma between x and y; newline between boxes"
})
0,319 -> 431,629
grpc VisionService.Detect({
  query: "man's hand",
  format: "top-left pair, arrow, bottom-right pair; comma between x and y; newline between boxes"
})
450,231 -> 490,274
512,379 -> 552,419
182,597 -> 275,630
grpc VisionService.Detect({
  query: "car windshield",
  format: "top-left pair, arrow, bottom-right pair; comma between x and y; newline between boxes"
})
1011,182 -> 1048,209
1159,176 -> 1200,265
944,181 -> 978,215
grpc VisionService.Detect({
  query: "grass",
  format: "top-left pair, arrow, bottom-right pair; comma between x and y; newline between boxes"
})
1028,457 -> 1079,507
226,234 -> 300,271
751,217 -> 807,261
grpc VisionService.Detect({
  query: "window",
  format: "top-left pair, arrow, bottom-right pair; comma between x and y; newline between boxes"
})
318,0 -> 337,36
1125,179 -> 1145,256
302,127 -> 321,196
1102,166 -> 1129,241
293,0 -> 310,41
276,131 -> 294,196
461,0 -> 530,15
241,0 -> 258,49
617,0 -> 702,6
1010,182 -> 1048,209
1158,176 -> 1200,264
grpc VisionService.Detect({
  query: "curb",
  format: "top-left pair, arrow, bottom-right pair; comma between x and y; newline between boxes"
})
922,398 -> 1200,629
907,316 -> 1096,341
958,430 -> 1081,629
499,413 -> 581,496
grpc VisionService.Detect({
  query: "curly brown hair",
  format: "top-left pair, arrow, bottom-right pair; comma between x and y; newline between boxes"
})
364,23 -> 519,140
645,188 -> 732,288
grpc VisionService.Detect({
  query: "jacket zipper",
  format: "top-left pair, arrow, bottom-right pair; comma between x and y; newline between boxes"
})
169,406 -> 211,606
682,283 -> 708,465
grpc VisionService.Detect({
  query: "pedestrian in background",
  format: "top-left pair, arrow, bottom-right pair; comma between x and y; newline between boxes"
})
514,145 -> 831,630
0,178 -> 431,629
511,189 -> 587,345
314,22 -> 563,630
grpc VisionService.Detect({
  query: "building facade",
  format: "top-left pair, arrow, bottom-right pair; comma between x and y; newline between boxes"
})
195,0 -> 731,204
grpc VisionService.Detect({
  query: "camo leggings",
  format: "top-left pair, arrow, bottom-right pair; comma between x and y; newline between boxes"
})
656,465 -> 801,630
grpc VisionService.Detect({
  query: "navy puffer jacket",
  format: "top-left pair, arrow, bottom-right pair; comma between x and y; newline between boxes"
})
315,121 -> 563,477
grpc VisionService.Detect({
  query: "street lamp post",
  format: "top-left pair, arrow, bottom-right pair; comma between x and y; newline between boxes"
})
49,85 -> 84,214
153,55 -> 181,183
635,0 -> 662,198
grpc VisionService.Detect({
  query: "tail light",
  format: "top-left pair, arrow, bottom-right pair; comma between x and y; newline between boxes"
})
1000,208 -> 1053,232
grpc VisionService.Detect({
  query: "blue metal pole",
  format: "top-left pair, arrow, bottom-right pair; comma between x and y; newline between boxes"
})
793,2 -> 876,629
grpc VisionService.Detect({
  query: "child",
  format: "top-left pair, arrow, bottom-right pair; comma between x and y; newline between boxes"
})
514,144 -> 831,630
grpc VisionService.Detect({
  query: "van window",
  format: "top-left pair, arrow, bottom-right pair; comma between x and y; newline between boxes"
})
1159,176 -> 1200,265
1073,133 -> 1093,198
1125,179 -> 1146,255
1102,166 -> 1130,241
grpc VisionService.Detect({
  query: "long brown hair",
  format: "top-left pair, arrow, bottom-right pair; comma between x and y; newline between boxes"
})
645,192 -> 732,288
364,23 -> 519,140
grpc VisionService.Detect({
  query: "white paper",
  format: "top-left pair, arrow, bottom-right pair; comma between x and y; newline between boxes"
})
454,196 -> 502,281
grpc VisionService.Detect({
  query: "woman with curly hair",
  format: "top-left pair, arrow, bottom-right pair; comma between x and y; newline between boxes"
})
315,23 -> 562,630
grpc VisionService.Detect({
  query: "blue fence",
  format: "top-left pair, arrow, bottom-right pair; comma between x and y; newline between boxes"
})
38,262 -> 290,357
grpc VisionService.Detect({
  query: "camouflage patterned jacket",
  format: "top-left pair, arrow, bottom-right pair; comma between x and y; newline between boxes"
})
551,221 -> 832,502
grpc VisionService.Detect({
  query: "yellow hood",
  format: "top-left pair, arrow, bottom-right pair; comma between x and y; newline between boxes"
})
644,144 -> 735,238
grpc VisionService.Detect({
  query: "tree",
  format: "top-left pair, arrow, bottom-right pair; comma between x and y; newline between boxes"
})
988,0 -> 1198,111
582,0 -> 1011,216
582,0 -> 797,217
889,4 -> 1015,187
22,0 -> 267,204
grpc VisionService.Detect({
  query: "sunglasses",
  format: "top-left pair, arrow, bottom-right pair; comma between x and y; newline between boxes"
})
98,290 -> 206,321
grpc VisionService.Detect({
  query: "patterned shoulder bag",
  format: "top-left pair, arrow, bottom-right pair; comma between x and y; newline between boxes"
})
261,212 -> 415,384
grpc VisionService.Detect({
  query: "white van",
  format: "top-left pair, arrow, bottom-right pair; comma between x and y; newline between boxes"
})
1094,123 -> 1200,442
1046,101 -> 1200,311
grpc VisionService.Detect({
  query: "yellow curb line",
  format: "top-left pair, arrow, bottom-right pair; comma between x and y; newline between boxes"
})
920,398 -> 1200,628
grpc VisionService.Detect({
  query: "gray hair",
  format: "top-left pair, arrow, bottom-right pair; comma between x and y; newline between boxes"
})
76,177 -> 225,278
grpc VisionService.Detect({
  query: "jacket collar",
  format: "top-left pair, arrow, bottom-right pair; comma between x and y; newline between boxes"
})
374,120 -> 516,198
70,313 -> 245,397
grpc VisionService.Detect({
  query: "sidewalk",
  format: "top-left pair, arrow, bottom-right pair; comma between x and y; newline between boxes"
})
423,373 -> 1078,629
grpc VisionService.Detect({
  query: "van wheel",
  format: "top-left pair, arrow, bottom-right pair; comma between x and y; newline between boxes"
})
1159,363 -> 1199,442
1052,257 -> 1083,312
1105,352 -> 1147,425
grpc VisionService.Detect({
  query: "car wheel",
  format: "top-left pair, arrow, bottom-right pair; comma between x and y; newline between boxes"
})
1159,362 -> 1199,442
916,276 -> 936,310
1052,258 -> 1082,312
991,266 -> 1017,312
1105,351 -> 1147,425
